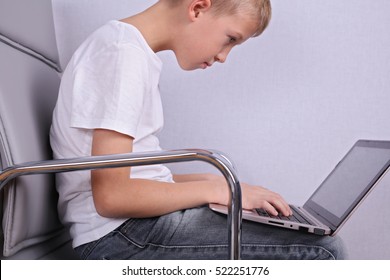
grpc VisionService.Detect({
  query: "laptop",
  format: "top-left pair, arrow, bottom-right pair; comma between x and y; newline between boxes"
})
210,139 -> 390,236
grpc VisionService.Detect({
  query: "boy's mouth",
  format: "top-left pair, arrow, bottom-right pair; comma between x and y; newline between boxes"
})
202,62 -> 212,69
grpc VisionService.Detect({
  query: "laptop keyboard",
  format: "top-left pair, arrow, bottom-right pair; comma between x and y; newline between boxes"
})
255,206 -> 312,225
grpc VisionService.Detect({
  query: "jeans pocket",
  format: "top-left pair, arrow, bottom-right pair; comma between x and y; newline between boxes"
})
117,217 -> 160,246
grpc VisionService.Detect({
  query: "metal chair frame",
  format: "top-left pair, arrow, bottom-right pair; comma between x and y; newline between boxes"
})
0,149 -> 243,259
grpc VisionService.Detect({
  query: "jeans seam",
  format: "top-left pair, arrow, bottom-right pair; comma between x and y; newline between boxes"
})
244,244 -> 336,260
149,244 -> 335,259
116,234 -> 336,259
116,229 -> 227,250
116,230 -> 146,249
148,243 -> 228,249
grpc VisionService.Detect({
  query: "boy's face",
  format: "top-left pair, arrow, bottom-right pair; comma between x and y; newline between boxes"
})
174,11 -> 259,70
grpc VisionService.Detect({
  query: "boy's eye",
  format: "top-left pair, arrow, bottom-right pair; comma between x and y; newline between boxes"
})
228,36 -> 237,44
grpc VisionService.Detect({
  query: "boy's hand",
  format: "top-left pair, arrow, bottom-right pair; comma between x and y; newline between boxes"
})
240,183 -> 292,217
213,177 -> 292,217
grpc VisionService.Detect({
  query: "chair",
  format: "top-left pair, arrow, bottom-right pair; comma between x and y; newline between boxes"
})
0,0 -> 242,259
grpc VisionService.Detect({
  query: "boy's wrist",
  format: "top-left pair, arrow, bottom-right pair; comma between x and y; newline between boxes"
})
208,176 -> 229,205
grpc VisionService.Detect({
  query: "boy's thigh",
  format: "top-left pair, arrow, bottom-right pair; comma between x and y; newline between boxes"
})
77,206 -> 346,259
158,206 -> 346,260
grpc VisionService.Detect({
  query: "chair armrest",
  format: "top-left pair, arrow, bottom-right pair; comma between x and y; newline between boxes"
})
0,149 -> 242,259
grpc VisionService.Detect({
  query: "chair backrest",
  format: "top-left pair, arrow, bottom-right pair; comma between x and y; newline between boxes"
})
0,0 -> 153,259
0,0 -> 71,259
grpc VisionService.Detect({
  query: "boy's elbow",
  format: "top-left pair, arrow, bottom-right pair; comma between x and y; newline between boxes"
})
93,192 -> 120,218
91,180 -> 142,218
94,195 -> 145,219
91,171 -> 129,218
92,179 -> 128,218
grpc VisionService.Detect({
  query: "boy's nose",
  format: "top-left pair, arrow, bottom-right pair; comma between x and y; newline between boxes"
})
215,48 -> 231,64
215,54 -> 226,63
215,52 -> 227,63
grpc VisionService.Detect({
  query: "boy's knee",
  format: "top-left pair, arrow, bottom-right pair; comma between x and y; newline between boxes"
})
322,236 -> 348,260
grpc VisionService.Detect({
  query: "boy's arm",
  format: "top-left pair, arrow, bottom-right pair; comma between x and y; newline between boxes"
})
91,129 -> 225,218
173,173 -> 221,182
173,174 -> 293,216
91,129 -> 291,218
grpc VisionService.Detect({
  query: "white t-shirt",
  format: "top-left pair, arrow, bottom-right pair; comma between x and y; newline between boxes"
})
50,21 -> 173,248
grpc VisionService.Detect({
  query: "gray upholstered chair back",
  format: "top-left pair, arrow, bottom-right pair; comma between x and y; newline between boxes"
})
0,0 -> 72,259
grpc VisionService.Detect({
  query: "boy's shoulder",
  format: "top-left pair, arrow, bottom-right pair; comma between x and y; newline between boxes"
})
72,20 -> 154,65
86,20 -> 142,46
67,20 -> 161,76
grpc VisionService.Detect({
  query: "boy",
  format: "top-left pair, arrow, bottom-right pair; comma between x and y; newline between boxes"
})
50,0 -> 346,259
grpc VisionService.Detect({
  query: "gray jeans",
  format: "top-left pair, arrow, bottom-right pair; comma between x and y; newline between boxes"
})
75,206 -> 347,260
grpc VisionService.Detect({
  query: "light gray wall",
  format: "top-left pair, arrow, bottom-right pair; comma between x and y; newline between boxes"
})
53,0 -> 390,259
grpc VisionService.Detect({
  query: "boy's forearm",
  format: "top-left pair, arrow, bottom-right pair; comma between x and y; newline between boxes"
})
92,177 -> 226,219
172,173 -> 221,183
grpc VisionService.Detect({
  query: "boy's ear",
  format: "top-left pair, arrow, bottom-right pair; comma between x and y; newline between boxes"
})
188,0 -> 212,21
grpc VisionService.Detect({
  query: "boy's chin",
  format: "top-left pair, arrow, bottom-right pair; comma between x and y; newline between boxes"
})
178,63 -> 204,71
176,59 -> 201,71
177,64 -> 193,71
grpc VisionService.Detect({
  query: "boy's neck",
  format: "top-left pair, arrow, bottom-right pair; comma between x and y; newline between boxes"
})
120,1 -> 180,53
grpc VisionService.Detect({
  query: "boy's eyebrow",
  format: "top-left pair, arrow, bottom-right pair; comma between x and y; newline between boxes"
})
232,30 -> 253,42
232,32 -> 243,40
229,32 -> 244,44
233,33 -> 249,44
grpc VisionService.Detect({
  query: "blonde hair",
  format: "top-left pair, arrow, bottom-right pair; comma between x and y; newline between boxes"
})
166,0 -> 272,37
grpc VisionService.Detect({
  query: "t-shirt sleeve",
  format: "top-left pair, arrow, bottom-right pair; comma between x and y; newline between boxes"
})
70,43 -> 149,138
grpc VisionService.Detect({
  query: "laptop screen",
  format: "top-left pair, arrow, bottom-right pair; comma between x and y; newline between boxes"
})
304,140 -> 390,230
